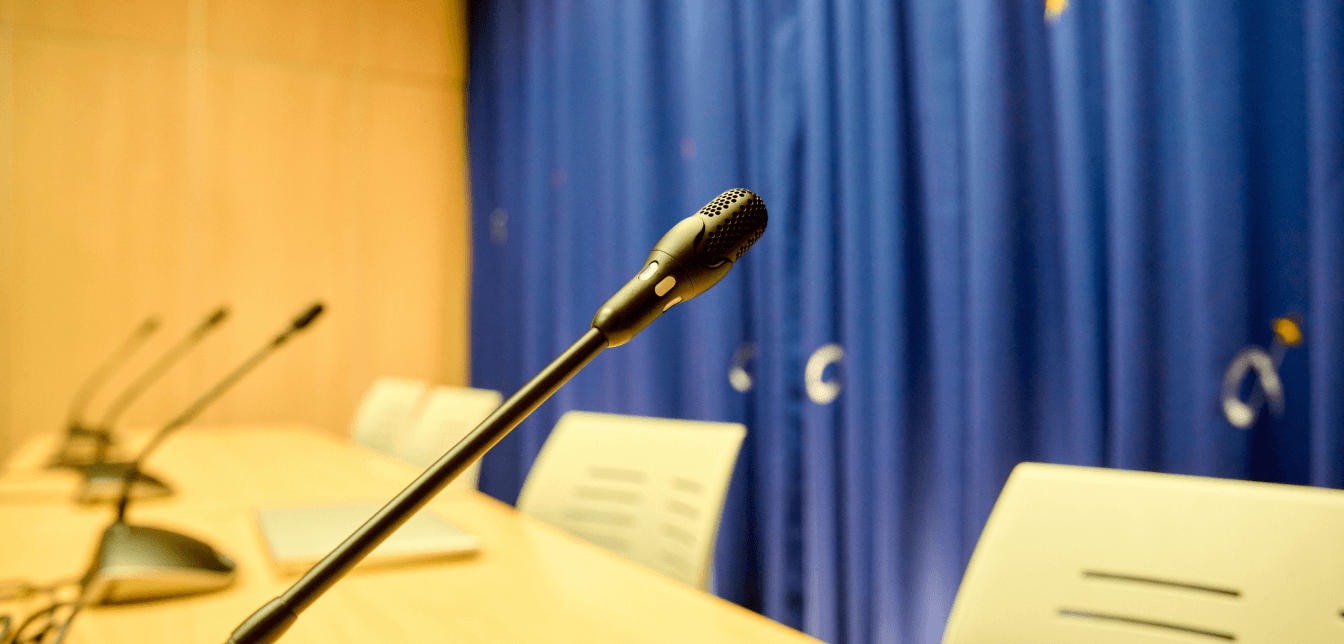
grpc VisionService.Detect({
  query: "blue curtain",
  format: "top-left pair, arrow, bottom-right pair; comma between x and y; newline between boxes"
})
466,1 -> 1344,643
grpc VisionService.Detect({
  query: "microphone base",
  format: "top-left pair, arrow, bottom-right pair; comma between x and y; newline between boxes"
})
82,521 -> 236,605
77,462 -> 174,504
47,428 -> 117,470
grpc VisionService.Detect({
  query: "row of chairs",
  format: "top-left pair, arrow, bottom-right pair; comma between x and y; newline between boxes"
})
354,378 -> 1344,640
348,377 -> 746,590
349,377 -> 502,488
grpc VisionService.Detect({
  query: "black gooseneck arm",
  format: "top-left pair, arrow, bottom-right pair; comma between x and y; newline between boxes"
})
96,308 -> 229,437
225,328 -> 608,644
64,317 -> 161,433
113,304 -> 323,521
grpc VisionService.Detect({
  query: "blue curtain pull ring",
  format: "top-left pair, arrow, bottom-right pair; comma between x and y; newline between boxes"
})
729,343 -> 756,393
1221,347 -> 1284,429
805,344 -> 844,405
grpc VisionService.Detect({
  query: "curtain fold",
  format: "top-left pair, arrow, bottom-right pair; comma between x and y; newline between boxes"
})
467,1 -> 1344,642
1307,0 -> 1344,488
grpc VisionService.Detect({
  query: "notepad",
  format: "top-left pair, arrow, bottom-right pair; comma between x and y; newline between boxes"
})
255,503 -> 479,574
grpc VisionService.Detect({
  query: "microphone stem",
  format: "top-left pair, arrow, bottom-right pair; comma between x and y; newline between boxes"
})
226,327 -> 608,644
65,318 -> 158,431
115,333 -> 293,521
96,322 -> 219,436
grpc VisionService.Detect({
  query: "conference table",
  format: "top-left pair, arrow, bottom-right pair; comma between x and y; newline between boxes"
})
0,424 -> 821,643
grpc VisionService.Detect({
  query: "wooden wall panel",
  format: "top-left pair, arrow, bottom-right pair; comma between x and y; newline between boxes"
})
0,0 -> 471,460
2,0 -> 189,46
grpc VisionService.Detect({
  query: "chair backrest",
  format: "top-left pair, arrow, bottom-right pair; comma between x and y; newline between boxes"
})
943,463 -> 1344,644
516,411 -> 746,589
395,386 -> 502,490
349,377 -> 427,456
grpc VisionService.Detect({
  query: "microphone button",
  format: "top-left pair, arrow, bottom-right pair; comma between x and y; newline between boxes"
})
655,276 -> 676,296
639,262 -> 660,280
662,296 -> 683,312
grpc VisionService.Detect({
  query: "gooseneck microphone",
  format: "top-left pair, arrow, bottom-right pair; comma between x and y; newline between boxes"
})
81,307 -> 230,470
109,303 -> 320,517
81,302 -> 326,605
80,304 -> 320,505
50,317 -> 161,468
225,189 -> 767,644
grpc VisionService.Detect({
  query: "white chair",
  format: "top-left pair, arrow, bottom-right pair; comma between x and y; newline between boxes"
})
516,411 -> 746,590
943,463 -> 1344,644
395,386 -> 502,491
349,377 -> 428,457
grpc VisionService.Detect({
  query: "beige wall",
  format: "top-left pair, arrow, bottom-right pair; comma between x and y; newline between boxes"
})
0,0 -> 471,460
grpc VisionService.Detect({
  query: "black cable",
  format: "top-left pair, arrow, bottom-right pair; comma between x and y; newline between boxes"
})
45,599 -> 82,644
0,576 -> 82,644
13,602 -> 81,644
7,601 -> 66,644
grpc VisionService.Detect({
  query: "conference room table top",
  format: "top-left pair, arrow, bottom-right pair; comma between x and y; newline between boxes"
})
0,424 -> 821,644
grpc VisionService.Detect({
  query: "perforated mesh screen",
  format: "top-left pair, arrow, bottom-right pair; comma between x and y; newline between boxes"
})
697,189 -> 767,262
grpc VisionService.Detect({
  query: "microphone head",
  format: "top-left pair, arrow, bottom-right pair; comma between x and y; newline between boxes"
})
205,307 -> 230,328
685,188 -> 769,267
291,303 -> 324,330
649,188 -> 768,299
592,189 -> 767,346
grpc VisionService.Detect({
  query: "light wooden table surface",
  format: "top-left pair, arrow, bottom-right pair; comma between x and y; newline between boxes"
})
0,425 -> 820,644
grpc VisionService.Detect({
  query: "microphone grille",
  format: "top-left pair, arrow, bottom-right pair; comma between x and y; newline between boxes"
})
291,302 -> 325,330
697,189 -> 768,262
206,307 -> 230,327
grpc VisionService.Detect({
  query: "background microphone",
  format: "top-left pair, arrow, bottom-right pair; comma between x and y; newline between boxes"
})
278,302 -> 324,341
84,306 -> 230,467
225,189 -> 767,644
593,188 -> 767,346
81,302 -> 327,605
50,316 -> 162,468
79,303 -> 323,505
